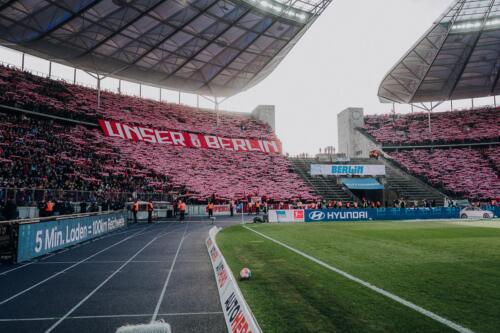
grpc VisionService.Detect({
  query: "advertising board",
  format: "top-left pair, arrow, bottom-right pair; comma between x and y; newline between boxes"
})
17,212 -> 127,262
206,227 -> 261,333
310,164 -> 386,176
268,210 -> 305,223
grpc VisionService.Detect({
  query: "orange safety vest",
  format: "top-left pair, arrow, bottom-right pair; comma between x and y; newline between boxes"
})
147,202 -> 154,212
179,203 -> 186,211
46,201 -> 54,212
132,203 -> 139,212
208,203 -> 214,210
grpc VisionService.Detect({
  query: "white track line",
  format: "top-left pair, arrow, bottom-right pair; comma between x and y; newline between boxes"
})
0,225 -> 154,306
0,262 -> 34,276
244,226 -> 475,333
0,311 -> 223,322
32,260 -> 173,264
44,223 -> 179,333
151,223 -> 189,322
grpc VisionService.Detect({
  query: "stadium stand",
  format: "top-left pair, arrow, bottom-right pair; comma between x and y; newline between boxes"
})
390,148 -> 500,200
362,108 -> 500,145
0,64 -> 274,140
0,113 -> 171,201
358,109 -> 500,201
0,64 -> 317,204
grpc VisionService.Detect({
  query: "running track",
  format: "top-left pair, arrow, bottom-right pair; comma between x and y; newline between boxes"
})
0,217 -> 246,332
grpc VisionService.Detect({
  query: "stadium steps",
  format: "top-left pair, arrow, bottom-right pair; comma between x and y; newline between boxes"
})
379,156 -> 446,205
289,158 -> 355,201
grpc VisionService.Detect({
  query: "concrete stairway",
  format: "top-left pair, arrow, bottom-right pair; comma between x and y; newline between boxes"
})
379,157 -> 445,205
289,158 -> 354,201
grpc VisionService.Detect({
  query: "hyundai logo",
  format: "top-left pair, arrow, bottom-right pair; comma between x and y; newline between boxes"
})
308,211 -> 325,221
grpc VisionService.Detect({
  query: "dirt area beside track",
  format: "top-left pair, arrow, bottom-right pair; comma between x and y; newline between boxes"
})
447,220 -> 500,229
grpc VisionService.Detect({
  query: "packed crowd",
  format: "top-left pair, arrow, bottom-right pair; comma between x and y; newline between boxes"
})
0,64 -> 274,140
0,112 -> 316,206
0,113 -> 171,198
390,147 -> 500,200
363,108 -> 500,145
0,63 -> 318,205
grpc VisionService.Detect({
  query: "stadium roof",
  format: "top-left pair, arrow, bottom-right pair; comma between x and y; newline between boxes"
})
379,0 -> 500,104
0,0 -> 331,97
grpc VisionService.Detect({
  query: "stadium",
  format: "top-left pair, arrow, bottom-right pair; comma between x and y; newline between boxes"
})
0,0 -> 499,332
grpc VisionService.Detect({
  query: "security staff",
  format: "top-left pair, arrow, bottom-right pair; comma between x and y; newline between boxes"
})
45,200 -> 54,217
179,200 -> 186,223
207,202 -> 214,218
147,200 -> 154,224
131,200 -> 139,224
255,201 -> 261,215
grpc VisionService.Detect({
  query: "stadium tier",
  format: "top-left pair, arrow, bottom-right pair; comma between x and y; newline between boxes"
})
0,65 -> 274,140
390,148 -> 500,200
363,108 -> 500,145
0,113 -> 170,195
0,65 -> 317,202
356,109 -> 500,201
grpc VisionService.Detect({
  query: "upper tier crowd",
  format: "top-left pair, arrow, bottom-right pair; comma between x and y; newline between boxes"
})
0,64 -> 274,140
362,108 -> 500,201
363,108 -> 500,145
390,147 -> 500,200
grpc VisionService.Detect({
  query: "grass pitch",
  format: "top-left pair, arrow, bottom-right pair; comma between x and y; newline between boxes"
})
217,221 -> 500,333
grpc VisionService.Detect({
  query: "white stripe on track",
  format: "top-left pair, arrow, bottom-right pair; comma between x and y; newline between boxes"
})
244,226 -> 475,333
0,225 -> 154,306
0,311 -> 224,322
0,262 -> 34,276
44,223 -> 179,333
151,223 -> 189,322
32,260 -> 173,264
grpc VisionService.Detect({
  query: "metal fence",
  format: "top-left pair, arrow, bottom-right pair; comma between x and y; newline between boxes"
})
0,187 -> 174,206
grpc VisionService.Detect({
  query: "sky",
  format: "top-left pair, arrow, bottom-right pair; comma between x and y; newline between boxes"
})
2,0 -> 489,155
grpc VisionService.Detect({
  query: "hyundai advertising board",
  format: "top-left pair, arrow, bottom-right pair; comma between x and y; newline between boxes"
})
305,209 -> 370,222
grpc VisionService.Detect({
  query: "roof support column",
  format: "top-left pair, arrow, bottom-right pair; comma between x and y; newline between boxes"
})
471,98 -> 474,109
159,88 -> 162,102
73,68 -> 77,84
428,102 -> 433,135
21,53 -> 25,71
139,84 -> 142,98
48,61 -> 52,78
97,74 -> 102,110
215,97 -> 220,128
118,79 -> 121,95
197,95 -> 200,108
494,96 -> 497,107
450,99 -> 453,111
178,91 -> 181,104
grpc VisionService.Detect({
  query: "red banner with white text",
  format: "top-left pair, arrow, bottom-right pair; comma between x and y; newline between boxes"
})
99,119 -> 282,155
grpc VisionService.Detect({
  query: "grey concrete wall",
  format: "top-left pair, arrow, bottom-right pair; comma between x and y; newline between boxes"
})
338,107 -> 381,158
251,105 -> 276,132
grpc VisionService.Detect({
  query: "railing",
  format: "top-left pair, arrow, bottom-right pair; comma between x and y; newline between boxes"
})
0,210 -> 124,226
0,187 -> 175,207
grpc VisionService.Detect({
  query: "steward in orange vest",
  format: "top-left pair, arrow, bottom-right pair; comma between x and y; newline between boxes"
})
45,200 -> 54,216
131,201 -> 139,224
147,201 -> 154,224
207,202 -> 214,218
179,201 -> 186,222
